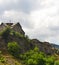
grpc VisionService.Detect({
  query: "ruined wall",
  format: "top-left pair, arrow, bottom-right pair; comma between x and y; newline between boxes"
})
12,23 -> 25,35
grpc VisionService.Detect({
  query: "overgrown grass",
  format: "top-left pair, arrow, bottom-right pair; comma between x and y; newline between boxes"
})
0,51 -> 6,63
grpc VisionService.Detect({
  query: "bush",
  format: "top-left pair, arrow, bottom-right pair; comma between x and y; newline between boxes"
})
7,42 -> 20,58
54,60 -> 59,65
27,59 -> 37,65
20,47 -> 46,65
12,31 -> 24,38
46,56 -> 55,65
20,47 -> 56,65
27,59 -> 34,65
0,57 -> 6,63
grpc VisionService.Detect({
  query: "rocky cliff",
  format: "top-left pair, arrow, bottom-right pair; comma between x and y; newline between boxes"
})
0,22 -> 55,55
0,22 -> 25,35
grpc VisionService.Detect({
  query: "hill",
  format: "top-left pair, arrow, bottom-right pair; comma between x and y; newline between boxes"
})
0,22 -> 55,55
0,22 -> 59,65
51,44 -> 59,49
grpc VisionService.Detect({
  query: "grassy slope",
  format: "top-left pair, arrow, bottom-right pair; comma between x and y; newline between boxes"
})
0,54 -> 23,65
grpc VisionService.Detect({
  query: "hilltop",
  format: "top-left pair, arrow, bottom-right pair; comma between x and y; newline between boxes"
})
0,22 -> 59,65
0,22 -> 56,55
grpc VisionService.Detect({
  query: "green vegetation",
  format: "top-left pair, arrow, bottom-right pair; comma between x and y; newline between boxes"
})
54,60 -> 59,65
0,25 -> 59,65
0,51 -> 6,63
0,27 -> 30,44
10,30 -> 24,38
7,42 -> 20,58
0,51 -> 23,65
20,47 -> 58,65
11,31 -> 31,43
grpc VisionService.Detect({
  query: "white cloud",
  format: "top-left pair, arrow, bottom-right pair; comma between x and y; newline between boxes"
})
24,0 -> 59,44
0,0 -> 59,44
1,10 -> 34,29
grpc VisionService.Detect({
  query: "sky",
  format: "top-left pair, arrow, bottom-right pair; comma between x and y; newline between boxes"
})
0,0 -> 59,44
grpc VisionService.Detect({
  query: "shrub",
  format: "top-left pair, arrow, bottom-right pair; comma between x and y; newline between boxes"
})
45,55 -> 55,65
20,47 -> 56,65
27,59 -> 34,65
7,42 -> 20,58
20,47 -> 46,65
0,57 -> 6,63
54,60 -> 59,65
12,31 -> 24,38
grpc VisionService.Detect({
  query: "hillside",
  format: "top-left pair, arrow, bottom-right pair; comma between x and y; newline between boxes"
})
0,22 -> 55,55
0,22 -> 59,65
51,44 -> 59,49
0,54 -> 22,65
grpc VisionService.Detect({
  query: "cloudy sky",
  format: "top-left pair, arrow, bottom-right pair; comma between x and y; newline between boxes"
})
0,0 -> 59,44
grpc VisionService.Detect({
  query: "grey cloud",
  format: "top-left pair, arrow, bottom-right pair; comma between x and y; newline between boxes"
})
0,10 -> 34,29
20,20 -> 34,29
49,25 -> 59,31
26,23 -> 59,44
0,0 -> 39,28
0,0 -> 59,45
0,0 -> 42,14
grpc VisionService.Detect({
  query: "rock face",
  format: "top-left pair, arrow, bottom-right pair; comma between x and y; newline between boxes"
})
0,23 -> 6,32
12,23 -> 25,35
0,22 -> 55,54
0,22 -> 25,35
31,39 -> 55,55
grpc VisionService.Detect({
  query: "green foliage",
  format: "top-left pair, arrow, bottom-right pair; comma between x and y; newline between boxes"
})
0,51 -> 2,58
27,59 -> 37,65
12,31 -> 24,38
34,46 -> 39,52
7,42 -> 20,58
11,31 -> 31,44
20,47 -> 46,65
0,27 -> 11,40
0,51 -> 6,63
0,57 -> 6,63
0,23 -> 58,65
0,26 -> 25,39
54,60 -> 59,65
46,56 -> 55,65
20,47 -> 56,65
12,31 -> 31,43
